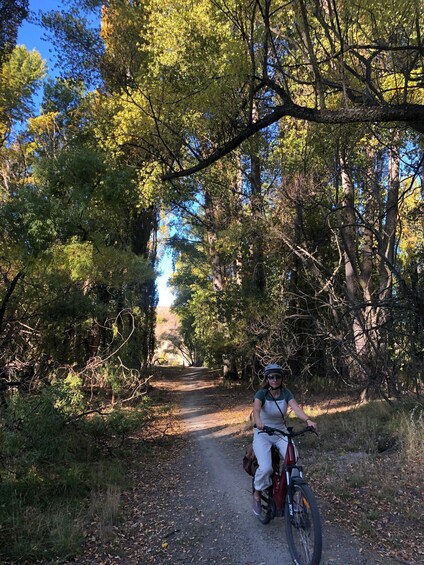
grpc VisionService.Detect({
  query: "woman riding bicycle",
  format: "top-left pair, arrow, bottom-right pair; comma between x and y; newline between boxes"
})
252,363 -> 317,516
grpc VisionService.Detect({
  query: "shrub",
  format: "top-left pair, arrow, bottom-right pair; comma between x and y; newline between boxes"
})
0,383 -> 153,562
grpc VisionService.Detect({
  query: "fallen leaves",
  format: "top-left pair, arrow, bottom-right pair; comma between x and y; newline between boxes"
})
304,448 -> 424,564
64,369 -> 423,565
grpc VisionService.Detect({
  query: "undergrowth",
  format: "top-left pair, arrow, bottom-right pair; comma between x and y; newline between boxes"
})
294,397 -> 424,563
296,397 -> 424,461
0,384 -> 153,563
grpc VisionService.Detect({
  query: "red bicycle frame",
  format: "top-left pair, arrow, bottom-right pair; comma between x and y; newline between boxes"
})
270,439 -> 299,516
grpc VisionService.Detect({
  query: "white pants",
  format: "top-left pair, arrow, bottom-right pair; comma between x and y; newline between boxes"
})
252,428 -> 288,492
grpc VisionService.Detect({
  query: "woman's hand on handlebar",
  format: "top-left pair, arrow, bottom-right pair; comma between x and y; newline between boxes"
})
306,418 -> 317,430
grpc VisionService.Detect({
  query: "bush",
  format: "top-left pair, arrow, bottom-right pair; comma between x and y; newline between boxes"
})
0,384 -> 153,562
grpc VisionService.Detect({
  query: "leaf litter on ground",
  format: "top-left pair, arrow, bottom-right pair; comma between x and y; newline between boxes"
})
64,368 -> 422,565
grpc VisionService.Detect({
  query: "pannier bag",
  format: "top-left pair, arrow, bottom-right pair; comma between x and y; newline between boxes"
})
243,443 -> 258,476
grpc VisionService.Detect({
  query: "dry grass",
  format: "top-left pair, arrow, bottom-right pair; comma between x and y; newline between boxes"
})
88,484 -> 122,539
295,398 -> 424,564
207,376 -> 424,564
401,407 -> 424,465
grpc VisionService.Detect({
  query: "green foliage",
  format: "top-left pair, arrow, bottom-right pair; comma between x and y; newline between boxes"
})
0,45 -> 46,139
40,5 -> 104,85
0,383 -> 153,562
0,1 -> 29,64
54,372 -> 85,413
90,402 -> 152,442
1,78 -> 158,372
42,77 -> 85,115
3,389 -> 69,465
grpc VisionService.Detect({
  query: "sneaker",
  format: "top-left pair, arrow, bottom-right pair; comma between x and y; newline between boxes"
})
252,495 -> 261,516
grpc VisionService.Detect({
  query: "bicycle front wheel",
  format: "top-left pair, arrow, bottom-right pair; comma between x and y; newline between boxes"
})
285,481 -> 322,565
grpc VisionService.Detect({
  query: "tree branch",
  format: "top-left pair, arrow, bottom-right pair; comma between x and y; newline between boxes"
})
163,103 -> 424,180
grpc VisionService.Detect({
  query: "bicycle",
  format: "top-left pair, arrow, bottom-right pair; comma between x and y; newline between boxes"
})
253,425 -> 322,565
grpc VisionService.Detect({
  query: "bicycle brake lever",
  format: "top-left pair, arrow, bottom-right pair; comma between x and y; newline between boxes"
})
310,427 -> 319,436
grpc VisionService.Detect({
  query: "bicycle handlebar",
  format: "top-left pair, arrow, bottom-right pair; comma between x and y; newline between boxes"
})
260,425 -> 318,438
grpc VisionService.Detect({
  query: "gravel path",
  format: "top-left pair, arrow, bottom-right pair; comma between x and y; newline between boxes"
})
69,367 -> 404,564
162,368 -> 401,565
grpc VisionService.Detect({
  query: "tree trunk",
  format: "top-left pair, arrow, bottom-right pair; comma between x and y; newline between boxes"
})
378,145 -> 400,396
131,206 -> 158,369
340,153 -> 368,361
339,141 -> 405,400
204,187 -> 224,293
249,135 -> 265,296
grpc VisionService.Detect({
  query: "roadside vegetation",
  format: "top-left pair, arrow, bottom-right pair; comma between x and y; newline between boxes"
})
0,374 -> 155,563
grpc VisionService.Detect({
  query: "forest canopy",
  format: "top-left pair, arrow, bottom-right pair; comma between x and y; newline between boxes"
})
0,0 -> 423,405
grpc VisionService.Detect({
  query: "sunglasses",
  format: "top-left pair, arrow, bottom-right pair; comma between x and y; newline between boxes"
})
268,375 -> 282,380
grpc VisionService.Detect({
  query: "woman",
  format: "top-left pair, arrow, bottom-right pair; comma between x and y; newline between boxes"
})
252,363 -> 317,516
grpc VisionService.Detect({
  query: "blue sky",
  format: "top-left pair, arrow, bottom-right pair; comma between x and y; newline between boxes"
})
157,250 -> 175,307
17,0 -> 175,307
17,1 -> 60,68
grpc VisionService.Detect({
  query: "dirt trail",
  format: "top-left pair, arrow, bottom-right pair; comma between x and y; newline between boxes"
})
151,367 -> 400,565
70,367 -> 404,564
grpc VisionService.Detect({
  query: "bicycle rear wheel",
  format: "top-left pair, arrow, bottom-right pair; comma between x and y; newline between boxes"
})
285,481 -> 322,565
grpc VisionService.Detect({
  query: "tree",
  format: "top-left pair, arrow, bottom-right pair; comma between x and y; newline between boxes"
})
202,106 -> 423,399
0,71 -> 161,405
0,45 -> 45,144
0,0 -> 28,64
13,0 -> 422,402
153,0 -> 424,178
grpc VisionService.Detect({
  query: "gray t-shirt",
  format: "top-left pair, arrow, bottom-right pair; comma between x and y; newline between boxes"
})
254,387 -> 294,428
